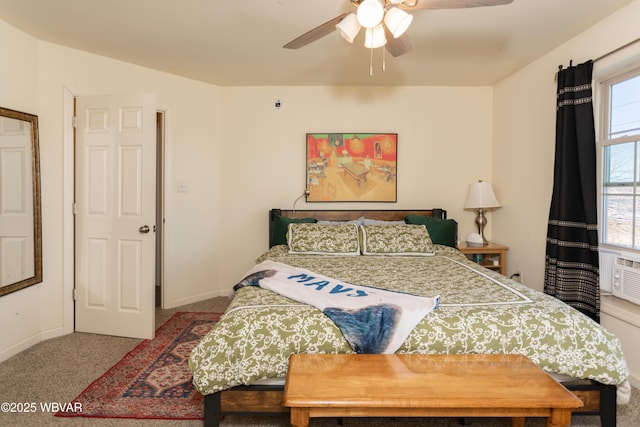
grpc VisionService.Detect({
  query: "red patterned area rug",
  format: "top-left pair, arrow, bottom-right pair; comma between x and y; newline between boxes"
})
56,312 -> 222,420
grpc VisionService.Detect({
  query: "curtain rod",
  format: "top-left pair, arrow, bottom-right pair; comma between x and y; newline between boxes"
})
555,37 -> 640,82
594,36 -> 640,63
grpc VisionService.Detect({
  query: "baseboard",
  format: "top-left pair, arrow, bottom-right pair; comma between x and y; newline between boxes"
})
39,325 -> 72,342
0,332 -> 41,364
0,324 -> 73,364
162,289 -> 223,309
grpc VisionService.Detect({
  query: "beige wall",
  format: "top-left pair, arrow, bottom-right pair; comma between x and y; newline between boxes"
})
0,20 -> 224,360
493,0 -> 640,292
0,18 -> 42,362
216,85 -> 494,287
37,42 -> 224,311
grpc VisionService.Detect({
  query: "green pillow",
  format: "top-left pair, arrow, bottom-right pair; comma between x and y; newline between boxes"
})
404,214 -> 458,248
271,215 -> 316,247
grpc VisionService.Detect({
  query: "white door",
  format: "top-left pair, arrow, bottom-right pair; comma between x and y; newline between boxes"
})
0,116 -> 34,286
75,93 -> 156,339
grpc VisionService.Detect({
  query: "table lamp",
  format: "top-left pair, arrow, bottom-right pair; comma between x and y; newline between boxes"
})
464,180 -> 501,245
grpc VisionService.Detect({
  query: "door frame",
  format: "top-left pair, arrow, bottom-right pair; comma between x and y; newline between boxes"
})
61,86 -> 75,337
155,111 -> 165,308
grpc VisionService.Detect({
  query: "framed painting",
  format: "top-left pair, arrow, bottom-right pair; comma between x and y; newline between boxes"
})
306,133 -> 397,202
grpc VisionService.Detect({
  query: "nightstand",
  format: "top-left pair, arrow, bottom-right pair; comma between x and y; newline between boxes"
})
457,242 -> 509,275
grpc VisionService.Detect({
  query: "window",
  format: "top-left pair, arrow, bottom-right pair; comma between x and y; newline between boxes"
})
599,70 -> 640,249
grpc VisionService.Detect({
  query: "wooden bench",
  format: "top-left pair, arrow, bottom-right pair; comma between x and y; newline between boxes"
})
283,353 -> 583,427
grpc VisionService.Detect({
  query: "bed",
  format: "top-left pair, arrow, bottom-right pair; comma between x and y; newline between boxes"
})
189,208 -> 629,427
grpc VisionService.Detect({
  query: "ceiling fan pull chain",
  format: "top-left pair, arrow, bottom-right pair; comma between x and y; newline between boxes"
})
369,28 -> 374,76
369,47 -> 374,76
382,45 -> 386,72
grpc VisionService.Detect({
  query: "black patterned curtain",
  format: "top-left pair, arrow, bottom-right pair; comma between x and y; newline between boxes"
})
544,60 -> 600,322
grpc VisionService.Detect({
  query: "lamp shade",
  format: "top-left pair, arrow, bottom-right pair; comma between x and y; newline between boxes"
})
464,181 -> 501,209
336,13 -> 361,43
384,7 -> 413,38
364,24 -> 386,48
357,0 -> 384,28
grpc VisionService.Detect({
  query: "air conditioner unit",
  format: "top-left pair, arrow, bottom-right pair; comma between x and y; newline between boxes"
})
612,256 -> 640,305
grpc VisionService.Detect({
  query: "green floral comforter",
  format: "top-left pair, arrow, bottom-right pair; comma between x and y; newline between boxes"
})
189,245 -> 628,395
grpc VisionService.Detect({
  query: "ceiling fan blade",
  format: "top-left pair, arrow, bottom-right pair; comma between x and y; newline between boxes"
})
384,26 -> 412,57
284,13 -> 350,49
400,0 -> 513,10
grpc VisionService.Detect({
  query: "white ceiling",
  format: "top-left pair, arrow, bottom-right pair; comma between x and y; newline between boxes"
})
0,0 -> 635,86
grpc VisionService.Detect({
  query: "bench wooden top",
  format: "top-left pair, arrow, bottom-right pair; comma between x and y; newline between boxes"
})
283,353 -> 583,411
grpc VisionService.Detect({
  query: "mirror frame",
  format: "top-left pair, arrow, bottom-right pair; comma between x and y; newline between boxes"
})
0,107 -> 42,296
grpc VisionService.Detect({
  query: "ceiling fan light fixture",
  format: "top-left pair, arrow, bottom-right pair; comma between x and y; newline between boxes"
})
336,13 -> 361,43
384,7 -> 413,38
357,0 -> 384,28
364,24 -> 386,48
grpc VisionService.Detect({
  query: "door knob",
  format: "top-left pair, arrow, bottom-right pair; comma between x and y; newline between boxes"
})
139,225 -> 150,234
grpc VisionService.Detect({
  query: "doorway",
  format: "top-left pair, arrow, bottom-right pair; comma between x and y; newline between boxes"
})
155,111 -> 165,307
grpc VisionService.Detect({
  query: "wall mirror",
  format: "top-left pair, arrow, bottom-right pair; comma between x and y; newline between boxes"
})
0,107 -> 42,296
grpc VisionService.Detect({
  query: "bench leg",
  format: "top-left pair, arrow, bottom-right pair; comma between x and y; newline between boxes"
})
510,417 -> 525,427
546,408 -> 573,427
290,407 -> 310,427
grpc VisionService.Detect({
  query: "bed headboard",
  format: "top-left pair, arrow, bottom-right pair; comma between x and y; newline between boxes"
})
269,208 -> 446,247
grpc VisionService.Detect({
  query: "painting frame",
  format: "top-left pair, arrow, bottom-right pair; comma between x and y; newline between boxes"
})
305,133 -> 397,202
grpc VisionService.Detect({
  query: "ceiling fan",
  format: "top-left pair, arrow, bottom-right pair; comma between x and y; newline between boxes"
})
284,0 -> 514,58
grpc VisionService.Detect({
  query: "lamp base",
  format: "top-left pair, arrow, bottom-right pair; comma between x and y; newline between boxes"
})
474,208 -> 489,245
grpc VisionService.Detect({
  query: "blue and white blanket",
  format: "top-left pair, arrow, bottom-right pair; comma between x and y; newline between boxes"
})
233,260 -> 440,354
